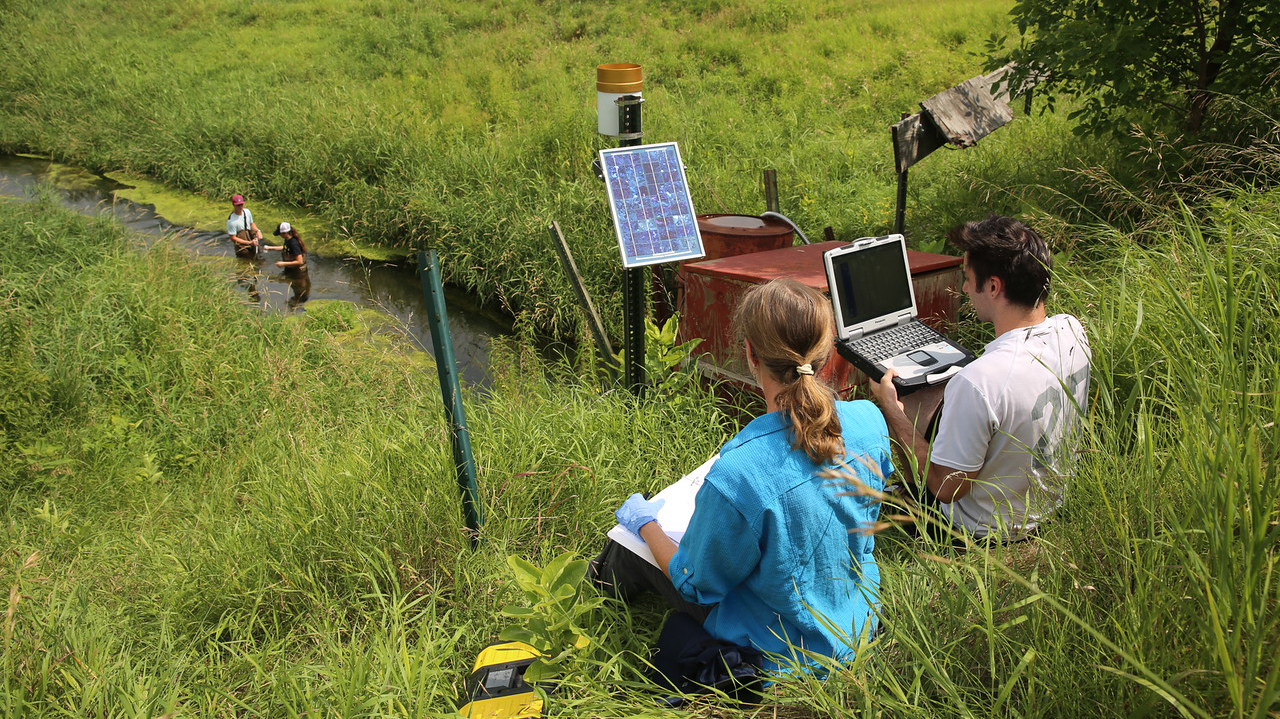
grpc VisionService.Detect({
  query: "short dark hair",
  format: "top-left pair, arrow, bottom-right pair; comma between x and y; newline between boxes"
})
948,215 -> 1051,308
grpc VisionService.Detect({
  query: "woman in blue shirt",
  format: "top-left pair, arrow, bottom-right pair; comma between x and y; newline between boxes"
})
597,278 -> 892,673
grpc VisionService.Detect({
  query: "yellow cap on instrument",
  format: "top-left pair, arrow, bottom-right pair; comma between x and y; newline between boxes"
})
596,63 -> 642,93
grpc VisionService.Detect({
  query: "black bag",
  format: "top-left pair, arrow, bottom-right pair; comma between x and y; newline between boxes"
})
647,611 -> 764,707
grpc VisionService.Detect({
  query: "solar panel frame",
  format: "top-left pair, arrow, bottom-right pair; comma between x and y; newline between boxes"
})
599,142 -> 705,268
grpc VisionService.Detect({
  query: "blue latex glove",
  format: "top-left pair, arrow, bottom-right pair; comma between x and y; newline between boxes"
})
615,493 -> 665,536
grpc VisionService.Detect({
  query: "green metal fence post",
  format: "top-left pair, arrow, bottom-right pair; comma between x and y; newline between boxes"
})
417,250 -> 483,546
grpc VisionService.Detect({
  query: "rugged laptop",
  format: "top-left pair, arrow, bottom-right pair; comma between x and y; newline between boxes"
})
824,234 -> 975,393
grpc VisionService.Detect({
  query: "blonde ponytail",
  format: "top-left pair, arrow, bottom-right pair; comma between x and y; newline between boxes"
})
732,279 -> 843,464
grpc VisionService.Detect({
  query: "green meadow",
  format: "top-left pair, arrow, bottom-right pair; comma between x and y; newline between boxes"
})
3,160 -> 1277,715
2,0 -> 1278,716
0,0 -> 1112,336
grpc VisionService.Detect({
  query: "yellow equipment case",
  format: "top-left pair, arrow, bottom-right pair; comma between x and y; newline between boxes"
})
457,641 -> 543,718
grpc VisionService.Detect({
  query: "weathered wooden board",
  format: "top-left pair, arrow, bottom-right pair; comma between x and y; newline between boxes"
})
892,112 -> 948,174
920,74 -> 1013,148
984,62 -> 1047,103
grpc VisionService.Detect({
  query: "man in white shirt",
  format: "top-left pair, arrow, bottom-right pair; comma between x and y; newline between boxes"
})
226,194 -> 262,257
871,216 -> 1091,541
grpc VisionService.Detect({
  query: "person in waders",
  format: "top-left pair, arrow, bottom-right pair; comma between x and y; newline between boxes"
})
226,194 -> 262,258
264,222 -> 310,308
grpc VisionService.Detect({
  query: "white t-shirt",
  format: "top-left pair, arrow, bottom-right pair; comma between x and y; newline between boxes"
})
931,314 -> 1091,538
226,208 -> 255,236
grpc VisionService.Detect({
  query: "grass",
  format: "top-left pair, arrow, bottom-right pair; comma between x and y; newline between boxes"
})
0,191 -> 732,715
2,138 -> 1278,715
1,0 -> 1276,714
0,0 -> 1122,337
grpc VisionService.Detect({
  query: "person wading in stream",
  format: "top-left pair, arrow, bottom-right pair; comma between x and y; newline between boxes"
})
226,194 -> 263,258
264,221 -> 310,308
264,221 -> 306,271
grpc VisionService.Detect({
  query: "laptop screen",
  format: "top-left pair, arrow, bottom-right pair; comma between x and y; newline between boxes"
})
830,239 -> 914,328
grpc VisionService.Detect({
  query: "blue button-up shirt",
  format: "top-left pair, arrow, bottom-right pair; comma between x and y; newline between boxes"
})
668,400 -> 891,672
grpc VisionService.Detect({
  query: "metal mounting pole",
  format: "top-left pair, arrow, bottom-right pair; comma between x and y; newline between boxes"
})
617,94 -> 647,398
893,112 -> 910,236
417,249 -> 483,546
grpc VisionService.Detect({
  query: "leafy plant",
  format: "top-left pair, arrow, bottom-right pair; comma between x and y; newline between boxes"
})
498,553 -> 603,683
986,0 -> 1280,134
613,314 -> 704,398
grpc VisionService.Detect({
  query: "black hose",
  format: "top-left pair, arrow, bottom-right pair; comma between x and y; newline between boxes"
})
759,211 -> 813,245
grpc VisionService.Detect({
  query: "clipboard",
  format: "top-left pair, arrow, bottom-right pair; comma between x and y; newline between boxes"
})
606,454 -> 719,569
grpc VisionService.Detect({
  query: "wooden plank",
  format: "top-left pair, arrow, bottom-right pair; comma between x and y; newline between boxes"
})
984,62 -> 1046,104
547,221 -> 617,376
892,112 -> 948,174
920,75 -> 1013,148
984,63 -> 1016,104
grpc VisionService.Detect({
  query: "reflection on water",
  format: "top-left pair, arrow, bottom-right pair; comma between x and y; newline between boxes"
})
0,154 -> 507,386
284,272 -> 312,309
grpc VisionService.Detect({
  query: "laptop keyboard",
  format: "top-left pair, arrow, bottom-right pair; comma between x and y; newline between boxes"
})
850,321 -> 944,363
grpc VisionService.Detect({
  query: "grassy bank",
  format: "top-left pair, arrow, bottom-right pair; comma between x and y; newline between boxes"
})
0,195 -> 734,716
0,0 -> 1119,336
4,148 -> 1278,716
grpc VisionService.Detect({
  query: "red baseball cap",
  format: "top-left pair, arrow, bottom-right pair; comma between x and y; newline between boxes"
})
231,194 -> 245,205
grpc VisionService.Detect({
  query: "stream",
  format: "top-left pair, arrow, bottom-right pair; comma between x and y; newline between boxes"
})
0,154 -> 509,386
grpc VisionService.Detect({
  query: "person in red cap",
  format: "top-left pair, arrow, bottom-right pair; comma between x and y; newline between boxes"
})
226,194 -> 263,258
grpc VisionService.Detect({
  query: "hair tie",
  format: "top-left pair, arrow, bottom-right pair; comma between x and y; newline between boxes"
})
795,364 -> 814,377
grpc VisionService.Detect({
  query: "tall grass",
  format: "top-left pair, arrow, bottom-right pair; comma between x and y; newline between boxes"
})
0,0 -> 1118,337
0,193 -> 734,715
4,163 -> 1278,715
773,179 -> 1280,715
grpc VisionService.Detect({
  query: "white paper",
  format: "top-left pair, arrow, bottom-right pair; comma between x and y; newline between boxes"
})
606,454 -> 719,569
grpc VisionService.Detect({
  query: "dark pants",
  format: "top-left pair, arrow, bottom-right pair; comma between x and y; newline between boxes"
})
589,539 -> 713,624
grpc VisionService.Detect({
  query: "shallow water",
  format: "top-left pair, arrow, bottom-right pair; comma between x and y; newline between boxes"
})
0,154 -> 508,386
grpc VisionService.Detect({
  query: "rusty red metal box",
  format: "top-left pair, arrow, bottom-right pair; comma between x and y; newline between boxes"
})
678,240 -> 964,395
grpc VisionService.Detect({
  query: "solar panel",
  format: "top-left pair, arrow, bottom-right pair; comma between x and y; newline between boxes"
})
600,142 -> 705,268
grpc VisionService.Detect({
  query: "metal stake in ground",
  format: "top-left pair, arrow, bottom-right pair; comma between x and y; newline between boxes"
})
616,92 -> 647,397
417,249 -> 483,547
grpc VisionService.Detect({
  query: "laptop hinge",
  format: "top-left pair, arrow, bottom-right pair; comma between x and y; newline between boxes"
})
894,312 -> 913,326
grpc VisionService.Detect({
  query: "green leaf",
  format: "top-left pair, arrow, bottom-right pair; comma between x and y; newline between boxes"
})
541,551 -> 576,587
507,555 -> 542,588
498,627 -> 537,646
523,659 -> 560,684
499,605 -> 537,618
548,559 -> 587,595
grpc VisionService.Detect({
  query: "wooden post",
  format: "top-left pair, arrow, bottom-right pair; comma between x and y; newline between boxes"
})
894,169 -> 908,236
893,113 -> 910,236
547,222 -> 617,377
763,169 -> 779,214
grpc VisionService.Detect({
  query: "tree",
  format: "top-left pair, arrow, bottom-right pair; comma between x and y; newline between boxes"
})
986,0 -> 1280,135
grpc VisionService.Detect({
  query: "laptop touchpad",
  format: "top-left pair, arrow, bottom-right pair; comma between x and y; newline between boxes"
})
906,350 -> 937,366
882,342 -> 966,379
